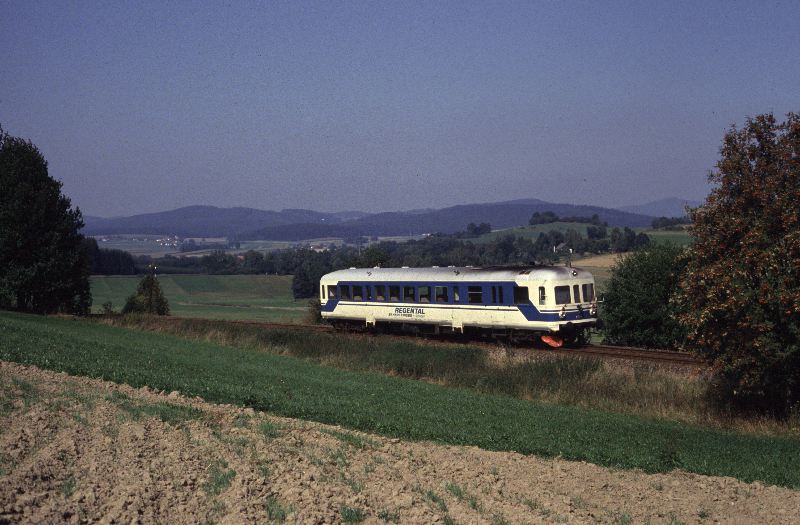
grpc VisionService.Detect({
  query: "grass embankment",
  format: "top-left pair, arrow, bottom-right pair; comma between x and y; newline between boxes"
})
90,274 -> 305,322
2,311 -> 800,488
103,315 -> 716,427
105,316 -> 798,437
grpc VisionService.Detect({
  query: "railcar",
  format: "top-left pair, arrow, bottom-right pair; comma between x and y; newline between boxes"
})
319,265 -> 598,347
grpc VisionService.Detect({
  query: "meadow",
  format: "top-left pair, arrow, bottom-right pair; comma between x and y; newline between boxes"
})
90,274 -> 306,322
2,311 -> 799,488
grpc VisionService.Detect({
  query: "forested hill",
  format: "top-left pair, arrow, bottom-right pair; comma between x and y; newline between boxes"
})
83,206 -> 367,237
243,199 -> 653,240
84,199 -> 653,239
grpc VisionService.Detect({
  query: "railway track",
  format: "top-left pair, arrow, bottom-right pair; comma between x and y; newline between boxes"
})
562,344 -> 703,366
150,316 -> 704,367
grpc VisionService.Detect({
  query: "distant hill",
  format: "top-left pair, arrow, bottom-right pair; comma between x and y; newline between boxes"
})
83,199 -> 654,241
618,198 -> 702,218
83,206 -> 352,237
243,199 -> 654,240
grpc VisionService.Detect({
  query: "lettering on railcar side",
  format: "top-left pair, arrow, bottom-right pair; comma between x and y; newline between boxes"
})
388,307 -> 426,318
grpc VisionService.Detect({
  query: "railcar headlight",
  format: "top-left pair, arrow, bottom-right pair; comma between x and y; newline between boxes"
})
559,305 -> 567,319
590,302 -> 597,316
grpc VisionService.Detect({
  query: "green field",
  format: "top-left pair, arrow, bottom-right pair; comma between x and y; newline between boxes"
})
642,228 -> 693,246
2,311 -> 799,488
90,274 -> 306,322
93,235 -> 177,256
475,222 -> 593,243
476,223 -> 693,247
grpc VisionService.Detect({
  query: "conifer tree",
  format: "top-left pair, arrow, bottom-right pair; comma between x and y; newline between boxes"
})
122,272 -> 170,315
0,127 -> 90,314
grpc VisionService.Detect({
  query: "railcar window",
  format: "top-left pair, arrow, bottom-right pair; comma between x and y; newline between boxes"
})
352,286 -> 363,301
491,287 -> 497,303
389,286 -> 400,302
419,286 -> 431,303
582,283 -> 595,302
403,286 -> 415,302
435,286 -> 448,303
498,286 -> 504,304
340,285 -> 351,300
573,285 -> 581,303
321,285 -> 325,300
538,287 -> 546,305
453,286 -> 460,302
328,285 -> 337,299
513,286 -> 529,304
375,285 -> 386,301
555,286 -> 571,305
468,286 -> 483,304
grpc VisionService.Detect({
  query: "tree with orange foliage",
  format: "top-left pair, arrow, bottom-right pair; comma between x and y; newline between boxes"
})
676,113 -> 800,417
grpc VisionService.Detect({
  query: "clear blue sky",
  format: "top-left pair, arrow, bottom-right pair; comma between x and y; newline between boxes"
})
2,0 -> 797,217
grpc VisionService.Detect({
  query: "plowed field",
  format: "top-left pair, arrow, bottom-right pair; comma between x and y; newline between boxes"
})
2,362 -> 799,524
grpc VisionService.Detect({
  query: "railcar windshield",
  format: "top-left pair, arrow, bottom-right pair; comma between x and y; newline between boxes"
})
555,285 -> 571,304
582,283 -> 595,302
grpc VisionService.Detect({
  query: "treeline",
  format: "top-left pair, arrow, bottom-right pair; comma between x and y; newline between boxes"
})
138,225 -> 650,298
529,211 -> 606,226
651,216 -> 691,229
82,238 -> 137,275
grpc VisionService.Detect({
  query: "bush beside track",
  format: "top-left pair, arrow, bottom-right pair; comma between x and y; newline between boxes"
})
2,311 -> 800,488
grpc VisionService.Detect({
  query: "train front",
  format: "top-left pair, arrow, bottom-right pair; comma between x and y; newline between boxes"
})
518,266 -> 598,347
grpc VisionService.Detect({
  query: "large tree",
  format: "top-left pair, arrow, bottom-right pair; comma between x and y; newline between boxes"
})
0,127 -> 91,314
676,113 -> 800,416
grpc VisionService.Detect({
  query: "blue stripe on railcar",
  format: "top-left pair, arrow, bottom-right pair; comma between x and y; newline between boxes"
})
320,279 -> 595,323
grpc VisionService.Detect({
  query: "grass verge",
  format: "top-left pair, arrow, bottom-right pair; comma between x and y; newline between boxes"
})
98,315 -> 785,435
2,311 -> 800,488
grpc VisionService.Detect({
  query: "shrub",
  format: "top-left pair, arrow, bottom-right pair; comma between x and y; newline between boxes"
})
306,298 -> 322,324
602,244 -> 687,348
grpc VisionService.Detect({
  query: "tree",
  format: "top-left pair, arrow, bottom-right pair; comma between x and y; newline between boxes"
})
0,127 -> 90,314
586,224 -> 607,240
603,244 -> 687,348
529,211 -> 559,225
291,251 -> 331,299
122,272 -> 170,315
465,222 -> 491,236
676,113 -> 800,417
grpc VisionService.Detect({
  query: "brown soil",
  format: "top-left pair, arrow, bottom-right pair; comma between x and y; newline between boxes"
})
573,254 -> 625,269
1,361 -> 798,524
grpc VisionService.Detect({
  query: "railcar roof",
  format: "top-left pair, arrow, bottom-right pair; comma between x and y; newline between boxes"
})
321,265 -> 593,282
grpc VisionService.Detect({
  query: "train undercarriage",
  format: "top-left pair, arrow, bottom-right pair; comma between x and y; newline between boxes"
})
326,319 -> 593,348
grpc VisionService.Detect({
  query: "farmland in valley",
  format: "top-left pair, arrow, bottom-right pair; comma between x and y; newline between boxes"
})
90,274 -> 305,322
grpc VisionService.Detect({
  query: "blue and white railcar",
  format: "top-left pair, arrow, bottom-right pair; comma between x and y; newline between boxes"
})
319,266 -> 597,344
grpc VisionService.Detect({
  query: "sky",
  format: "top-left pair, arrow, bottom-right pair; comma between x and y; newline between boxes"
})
1,1 -> 798,218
